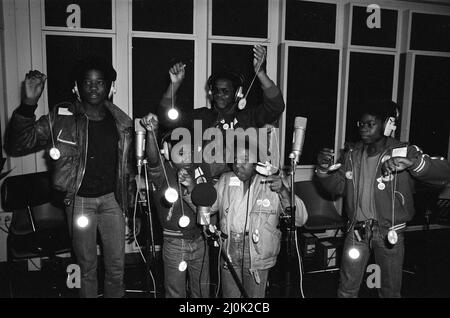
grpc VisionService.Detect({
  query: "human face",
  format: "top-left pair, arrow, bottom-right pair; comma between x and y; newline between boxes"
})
358,114 -> 384,145
232,149 -> 256,182
172,144 -> 193,171
79,69 -> 108,106
212,78 -> 236,110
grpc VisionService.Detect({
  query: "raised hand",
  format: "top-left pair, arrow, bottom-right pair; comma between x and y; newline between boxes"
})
168,62 -> 186,85
178,168 -> 195,193
253,45 -> 266,74
23,70 -> 47,105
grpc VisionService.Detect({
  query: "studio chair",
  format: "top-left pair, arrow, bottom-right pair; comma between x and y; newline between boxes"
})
1,171 -> 72,297
294,180 -> 345,273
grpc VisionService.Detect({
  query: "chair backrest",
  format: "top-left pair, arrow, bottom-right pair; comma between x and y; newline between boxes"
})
1,172 -> 67,235
294,180 -> 344,230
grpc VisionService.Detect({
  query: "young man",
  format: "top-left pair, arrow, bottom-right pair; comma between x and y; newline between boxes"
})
158,45 -> 284,132
5,57 -> 135,298
141,113 -> 211,298
315,100 -> 450,298
210,143 -> 308,298
157,46 -> 285,178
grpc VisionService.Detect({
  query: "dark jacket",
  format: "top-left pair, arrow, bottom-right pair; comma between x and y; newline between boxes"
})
5,101 -> 135,211
158,84 -> 285,131
316,138 -> 450,231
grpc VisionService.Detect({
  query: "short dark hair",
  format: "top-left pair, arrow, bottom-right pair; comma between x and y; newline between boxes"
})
72,56 -> 117,85
207,71 -> 244,91
358,100 -> 399,122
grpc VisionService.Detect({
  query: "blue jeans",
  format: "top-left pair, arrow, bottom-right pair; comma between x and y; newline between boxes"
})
162,235 -> 210,298
221,233 -> 269,298
66,193 -> 125,298
338,222 -> 404,298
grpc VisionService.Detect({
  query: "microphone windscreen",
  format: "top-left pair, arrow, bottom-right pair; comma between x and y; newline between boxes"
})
191,183 -> 217,206
294,116 -> 307,129
135,118 -> 145,132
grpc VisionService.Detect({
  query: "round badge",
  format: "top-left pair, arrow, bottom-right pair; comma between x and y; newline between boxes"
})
256,199 -> 263,206
262,199 -> 270,207
49,147 -> 61,160
345,171 -> 353,180
252,229 -> 260,243
378,182 -> 386,190
223,123 -> 229,130
178,260 -> 187,272
178,215 -> 190,228
387,229 -> 398,245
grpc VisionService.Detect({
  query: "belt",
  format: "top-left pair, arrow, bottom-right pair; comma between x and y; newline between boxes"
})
230,231 -> 250,239
356,219 -> 378,228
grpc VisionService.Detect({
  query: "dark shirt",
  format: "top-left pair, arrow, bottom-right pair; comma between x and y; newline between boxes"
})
78,110 -> 119,197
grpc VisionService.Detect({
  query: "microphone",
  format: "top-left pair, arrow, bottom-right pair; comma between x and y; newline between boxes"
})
191,183 -> 217,226
290,117 -> 307,165
135,118 -> 146,173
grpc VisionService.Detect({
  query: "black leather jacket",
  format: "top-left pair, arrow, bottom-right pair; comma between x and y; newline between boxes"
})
5,101 -> 135,211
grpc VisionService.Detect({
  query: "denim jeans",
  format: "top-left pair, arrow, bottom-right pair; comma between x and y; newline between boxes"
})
162,235 -> 210,298
338,222 -> 404,298
66,193 -> 125,298
221,233 -> 269,298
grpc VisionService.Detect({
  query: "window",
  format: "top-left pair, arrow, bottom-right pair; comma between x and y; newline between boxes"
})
351,6 -> 398,48
285,0 -> 336,43
45,35 -> 112,107
44,0 -> 112,29
284,47 -> 340,165
132,0 -> 193,34
211,0 -> 268,38
132,38 -> 194,118
409,55 -> 450,157
345,52 -> 395,143
410,13 -> 450,52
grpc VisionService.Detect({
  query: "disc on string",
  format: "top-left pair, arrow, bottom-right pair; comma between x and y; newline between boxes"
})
262,199 -> 270,208
387,229 -> 398,245
252,229 -> 260,243
378,182 -> 386,190
178,215 -> 190,228
178,260 -> 187,272
328,163 -> 342,172
238,98 -> 247,110
49,147 -> 61,160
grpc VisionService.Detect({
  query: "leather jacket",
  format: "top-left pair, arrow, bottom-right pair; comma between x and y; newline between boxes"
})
5,101 -> 135,211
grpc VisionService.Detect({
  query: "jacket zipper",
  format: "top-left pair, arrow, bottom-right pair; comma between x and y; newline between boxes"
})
75,114 -> 89,196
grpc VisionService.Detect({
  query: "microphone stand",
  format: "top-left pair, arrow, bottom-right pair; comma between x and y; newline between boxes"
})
130,159 -> 158,297
279,154 -> 298,297
208,227 -> 249,298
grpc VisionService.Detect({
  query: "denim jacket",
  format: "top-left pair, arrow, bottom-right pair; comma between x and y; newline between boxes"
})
212,172 -> 307,270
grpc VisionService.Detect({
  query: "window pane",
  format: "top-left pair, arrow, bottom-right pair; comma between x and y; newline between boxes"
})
285,0 -> 336,43
285,47 -> 339,165
212,0 -> 268,38
45,35 -> 112,107
351,6 -> 397,48
410,13 -> 450,52
132,38 -> 194,118
132,0 -> 193,34
410,55 -> 450,157
345,52 -> 395,143
211,43 -> 264,112
45,0 -> 112,29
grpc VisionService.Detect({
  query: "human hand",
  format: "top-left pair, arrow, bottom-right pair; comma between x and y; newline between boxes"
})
317,148 -> 335,170
178,168 -> 195,193
169,62 -> 186,84
381,157 -> 415,176
141,112 -> 159,131
253,45 -> 267,74
23,70 -> 47,105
